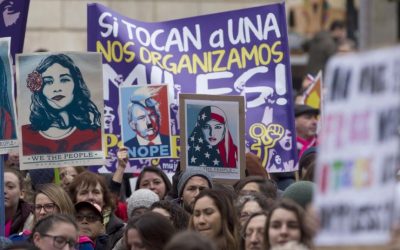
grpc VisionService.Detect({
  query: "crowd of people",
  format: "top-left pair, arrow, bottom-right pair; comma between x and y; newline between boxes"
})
0,8 -> 359,250
2,144 -> 318,250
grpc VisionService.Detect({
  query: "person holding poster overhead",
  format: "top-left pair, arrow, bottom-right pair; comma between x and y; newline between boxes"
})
188,106 -> 238,168
0,56 -> 16,139
21,54 -> 102,155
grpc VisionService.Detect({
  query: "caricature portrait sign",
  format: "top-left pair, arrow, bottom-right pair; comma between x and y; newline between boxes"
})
16,52 -> 105,170
180,94 -> 245,182
120,84 -> 172,159
0,37 -> 18,154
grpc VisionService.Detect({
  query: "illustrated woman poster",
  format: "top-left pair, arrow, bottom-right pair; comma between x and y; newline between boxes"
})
120,84 -> 172,160
0,37 -> 18,154
16,52 -> 105,170
180,94 -> 245,182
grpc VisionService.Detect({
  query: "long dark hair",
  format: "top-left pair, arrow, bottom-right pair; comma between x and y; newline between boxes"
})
0,57 -> 16,138
189,189 -> 239,250
29,54 -> 101,131
125,212 -> 175,250
135,166 -> 172,199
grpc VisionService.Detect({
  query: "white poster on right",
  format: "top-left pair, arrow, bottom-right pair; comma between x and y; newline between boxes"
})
314,46 -> 400,246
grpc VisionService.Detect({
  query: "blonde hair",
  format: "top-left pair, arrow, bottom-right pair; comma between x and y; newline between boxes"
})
34,183 -> 75,223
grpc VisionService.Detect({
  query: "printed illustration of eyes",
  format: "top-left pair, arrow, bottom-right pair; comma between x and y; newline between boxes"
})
202,124 -> 210,130
214,124 -> 223,130
43,76 -> 53,85
60,74 -> 72,83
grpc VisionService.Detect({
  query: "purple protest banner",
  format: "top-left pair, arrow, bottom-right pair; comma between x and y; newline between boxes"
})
0,0 -> 30,62
87,2 -> 297,174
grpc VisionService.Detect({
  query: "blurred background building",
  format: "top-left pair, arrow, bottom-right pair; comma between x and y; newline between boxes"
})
24,0 -> 399,90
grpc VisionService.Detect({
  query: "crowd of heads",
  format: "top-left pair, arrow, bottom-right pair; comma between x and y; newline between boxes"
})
1,13 -> 359,250
2,149 -> 320,250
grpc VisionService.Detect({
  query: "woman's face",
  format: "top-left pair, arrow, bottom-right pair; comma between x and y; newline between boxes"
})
35,193 -> 59,222
33,222 -> 78,250
201,119 -> 225,146
274,155 -> 282,165
42,63 -> 74,110
139,172 -> 166,199
192,196 -> 222,239
76,182 -> 105,208
268,208 -> 301,247
59,167 -> 78,190
126,228 -> 146,250
4,172 -> 22,209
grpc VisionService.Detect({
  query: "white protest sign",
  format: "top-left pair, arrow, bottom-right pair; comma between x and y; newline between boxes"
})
314,46 -> 400,246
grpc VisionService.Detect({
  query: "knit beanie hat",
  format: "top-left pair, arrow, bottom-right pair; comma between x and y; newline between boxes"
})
177,168 -> 213,198
127,189 -> 159,216
282,181 -> 314,209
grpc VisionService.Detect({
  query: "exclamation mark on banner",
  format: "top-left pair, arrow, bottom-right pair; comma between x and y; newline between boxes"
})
275,63 -> 287,105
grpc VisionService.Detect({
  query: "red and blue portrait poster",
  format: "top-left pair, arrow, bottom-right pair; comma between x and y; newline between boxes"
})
120,84 -> 172,161
16,52 -> 105,170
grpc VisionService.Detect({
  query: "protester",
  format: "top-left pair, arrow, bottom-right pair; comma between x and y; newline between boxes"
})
134,166 -> 172,200
245,152 -> 268,177
240,211 -> 268,250
294,104 -> 319,158
4,167 -> 33,237
234,176 -> 278,200
75,201 -> 108,249
265,199 -> 312,249
245,152 -> 268,178
282,181 -> 315,209
298,147 -> 317,181
69,171 -> 124,250
126,189 -> 159,217
33,183 -> 75,224
31,214 -> 78,250
236,193 -> 272,227
176,168 -> 213,213
124,212 -> 175,250
59,166 -> 86,191
189,189 -> 239,250
150,200 -> 190,231
164,231 -> 217,250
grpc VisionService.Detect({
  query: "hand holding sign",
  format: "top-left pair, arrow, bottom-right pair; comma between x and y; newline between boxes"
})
117,146 -> 128,168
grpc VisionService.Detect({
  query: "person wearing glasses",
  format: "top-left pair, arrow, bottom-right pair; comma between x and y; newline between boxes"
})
8,183 -> 75,243
74,201 -> 108,250
68,171 -> 124,250
31,214 -> 79,250
34,184 -> 75,224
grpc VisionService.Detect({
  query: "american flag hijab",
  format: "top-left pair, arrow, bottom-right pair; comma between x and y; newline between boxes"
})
188,106 -> 238,168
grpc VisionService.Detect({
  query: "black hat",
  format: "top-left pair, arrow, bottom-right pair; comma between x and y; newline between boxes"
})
75,201 -> 102,219
294,104 -> 320,117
